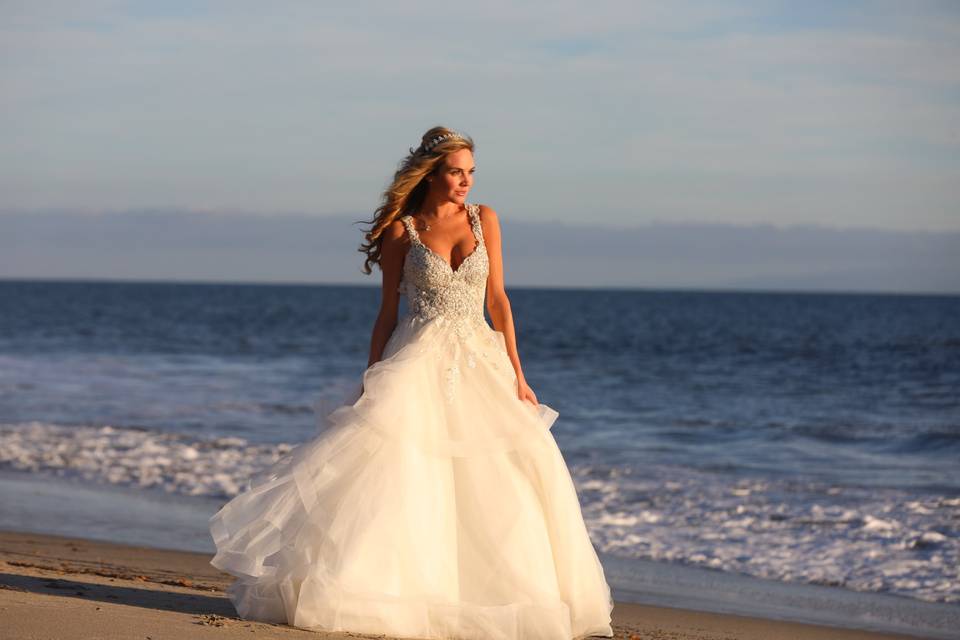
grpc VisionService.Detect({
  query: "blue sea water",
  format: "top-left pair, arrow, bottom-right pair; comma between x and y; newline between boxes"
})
0,280 -> 958,626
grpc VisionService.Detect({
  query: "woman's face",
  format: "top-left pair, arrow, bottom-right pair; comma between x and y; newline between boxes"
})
431,148 -> 475,205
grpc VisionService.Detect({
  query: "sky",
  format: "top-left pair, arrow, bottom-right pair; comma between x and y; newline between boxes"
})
2,1 -> 959,291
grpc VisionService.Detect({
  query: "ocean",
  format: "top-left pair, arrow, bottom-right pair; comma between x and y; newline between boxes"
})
1,280 -> 958,633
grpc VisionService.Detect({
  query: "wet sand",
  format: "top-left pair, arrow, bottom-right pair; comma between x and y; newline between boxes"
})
0,529 -> 933,640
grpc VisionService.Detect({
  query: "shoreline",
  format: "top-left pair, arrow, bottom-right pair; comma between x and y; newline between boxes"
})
0,528 -> 943,640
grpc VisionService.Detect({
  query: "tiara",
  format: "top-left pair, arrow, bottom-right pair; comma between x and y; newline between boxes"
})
422,131 -> 464,152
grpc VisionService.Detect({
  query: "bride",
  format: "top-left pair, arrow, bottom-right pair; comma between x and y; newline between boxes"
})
209,126 -> 615,640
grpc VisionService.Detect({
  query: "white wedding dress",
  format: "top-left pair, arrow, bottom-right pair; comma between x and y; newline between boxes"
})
209,203 -> 615,640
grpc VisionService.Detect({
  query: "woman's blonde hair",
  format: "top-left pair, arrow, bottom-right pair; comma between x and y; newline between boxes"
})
357,126 -> 475,274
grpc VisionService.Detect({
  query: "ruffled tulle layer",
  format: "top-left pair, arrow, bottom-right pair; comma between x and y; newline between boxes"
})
209,315 -> 615,640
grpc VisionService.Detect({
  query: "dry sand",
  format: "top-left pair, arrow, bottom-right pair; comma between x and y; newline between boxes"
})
0,529 -> 932,640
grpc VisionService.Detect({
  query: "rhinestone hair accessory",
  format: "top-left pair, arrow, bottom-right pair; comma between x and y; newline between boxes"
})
422,131 -> 465,153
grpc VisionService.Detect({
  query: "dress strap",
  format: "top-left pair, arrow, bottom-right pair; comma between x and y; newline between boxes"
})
400,215 -> 421,244
466,204 -> 484,244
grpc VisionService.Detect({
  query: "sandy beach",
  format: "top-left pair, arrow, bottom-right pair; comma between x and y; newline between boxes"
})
0,529 -> 937,640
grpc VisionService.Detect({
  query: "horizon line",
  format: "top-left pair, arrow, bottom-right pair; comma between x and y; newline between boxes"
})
2,276 -> 957,299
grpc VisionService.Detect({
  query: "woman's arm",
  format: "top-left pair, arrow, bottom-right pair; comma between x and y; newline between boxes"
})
479,204 -> 539,406
367,220 -> 407,368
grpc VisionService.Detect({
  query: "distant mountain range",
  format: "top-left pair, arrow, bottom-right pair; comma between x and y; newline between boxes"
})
2,210 -> 957,295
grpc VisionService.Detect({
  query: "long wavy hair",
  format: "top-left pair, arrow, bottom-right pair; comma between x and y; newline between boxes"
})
357,126 -> 475,275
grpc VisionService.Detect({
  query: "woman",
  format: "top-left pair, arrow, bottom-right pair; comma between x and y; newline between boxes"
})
209,126 -> 615,640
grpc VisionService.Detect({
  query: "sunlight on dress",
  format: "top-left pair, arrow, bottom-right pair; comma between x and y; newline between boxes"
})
209,203 -> 615,639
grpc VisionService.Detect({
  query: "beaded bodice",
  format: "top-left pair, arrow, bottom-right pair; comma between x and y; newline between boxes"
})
398,203 -> 489,336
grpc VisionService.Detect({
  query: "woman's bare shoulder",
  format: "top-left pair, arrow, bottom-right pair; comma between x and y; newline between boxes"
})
380,218 -> 410,256
477,204 -> 501,239
476,204 -> 501,233
385,217 -> 407,238
476,203 -> 499,220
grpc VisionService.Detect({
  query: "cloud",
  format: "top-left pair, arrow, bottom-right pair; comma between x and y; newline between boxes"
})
0,1 -> 957,230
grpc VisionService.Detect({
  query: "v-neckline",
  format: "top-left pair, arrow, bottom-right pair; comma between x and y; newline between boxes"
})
409,208 -> 481,275
419,240 -> 481,275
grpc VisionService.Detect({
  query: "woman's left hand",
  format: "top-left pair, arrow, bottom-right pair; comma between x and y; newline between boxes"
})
517,376 -> 538,407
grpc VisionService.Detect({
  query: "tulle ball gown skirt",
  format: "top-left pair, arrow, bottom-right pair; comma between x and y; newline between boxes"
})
208,316 -> 615,640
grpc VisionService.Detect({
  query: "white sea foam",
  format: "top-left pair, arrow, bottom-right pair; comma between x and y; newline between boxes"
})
1,421 -> 956,605
0,421 -> 290,498
573,464 -> 960,605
